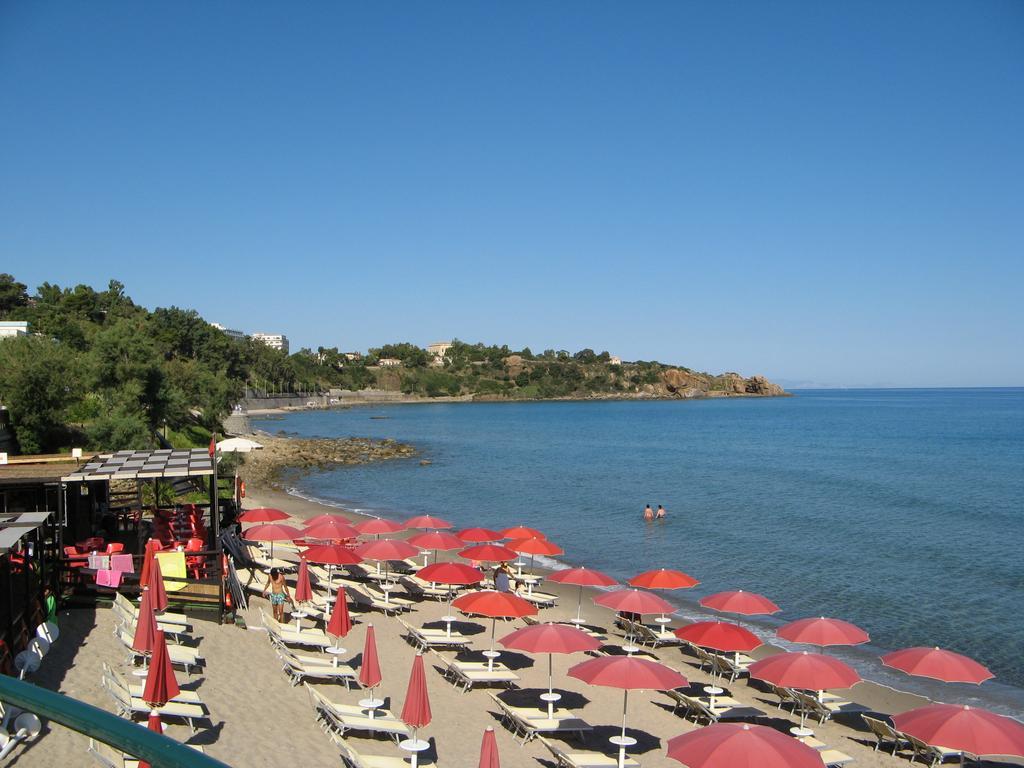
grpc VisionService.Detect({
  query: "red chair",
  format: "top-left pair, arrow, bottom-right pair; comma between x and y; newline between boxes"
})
184,537 -> 205,579
63,546 -> 87,568
105,542 -> 125,555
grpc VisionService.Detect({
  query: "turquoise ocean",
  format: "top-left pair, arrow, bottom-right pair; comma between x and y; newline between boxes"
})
253,388 -> 1024,716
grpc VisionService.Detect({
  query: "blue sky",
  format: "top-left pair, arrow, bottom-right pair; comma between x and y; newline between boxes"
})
1,2 -> 1021,387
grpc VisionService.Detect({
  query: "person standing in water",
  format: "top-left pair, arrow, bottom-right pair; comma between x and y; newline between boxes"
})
643,504 -> 654,522
656,505 -> 666,519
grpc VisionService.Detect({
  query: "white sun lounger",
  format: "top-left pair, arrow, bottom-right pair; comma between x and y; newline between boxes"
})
538,736 -> 640,768
114,592 -> 189,627
101,677 -> 207,733
114,627 -> 203,675
101,663 -> 204,707
305,684 -> 411,743
87,737 -> 205,768
489,694 -> 593,744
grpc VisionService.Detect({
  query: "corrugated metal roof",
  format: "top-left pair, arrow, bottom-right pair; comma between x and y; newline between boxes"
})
61,448 -> 214,482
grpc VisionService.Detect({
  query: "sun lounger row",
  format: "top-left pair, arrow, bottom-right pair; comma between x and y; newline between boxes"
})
100,669 -> 208,733
861,714 -> 960,766
305,683 -> 411,743
537,736 -> 640,768
397,618 -> 472,651
488,693 -> 592,745
88,737 -> 206,768
266,632 -> 358,687
113,591 -> 189,627
260,608 -> 334,648
114,626 -> 203,675
427,649 -> 519,692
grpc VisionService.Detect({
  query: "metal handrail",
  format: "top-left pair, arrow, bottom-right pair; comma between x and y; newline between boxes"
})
0,675 -> 229,767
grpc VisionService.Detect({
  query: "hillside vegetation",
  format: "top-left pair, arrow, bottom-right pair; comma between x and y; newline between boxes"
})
0,274 -> 783,454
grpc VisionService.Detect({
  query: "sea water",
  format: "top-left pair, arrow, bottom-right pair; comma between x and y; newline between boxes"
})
253,388 -> 1024,715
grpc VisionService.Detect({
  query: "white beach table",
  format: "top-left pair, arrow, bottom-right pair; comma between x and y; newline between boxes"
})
609,734 -> 636,768
359,695 -> 385,720
325,645 -> 346,667
400,737 -> 429,768
291,610 -> 308,636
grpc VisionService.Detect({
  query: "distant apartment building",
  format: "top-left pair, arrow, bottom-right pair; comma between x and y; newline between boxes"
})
377,357 -> 402,367
252,332 -> 290,355
343,352 -> 362,361
427,341 -> 453,365
210,322 -> 246,342
0,321 -> 30,339
609,356 -> 622,366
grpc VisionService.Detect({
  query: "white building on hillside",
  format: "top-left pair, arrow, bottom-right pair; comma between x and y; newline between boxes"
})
0,321 -> 29,339
609,356 -> 622,365
377,358 -> 402,367
427,341 -> 453,365
211,322 -> 246,342
252,332 -> 289,355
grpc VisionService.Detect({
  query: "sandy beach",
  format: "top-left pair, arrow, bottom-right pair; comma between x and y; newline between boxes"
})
23,483 -> 1019,768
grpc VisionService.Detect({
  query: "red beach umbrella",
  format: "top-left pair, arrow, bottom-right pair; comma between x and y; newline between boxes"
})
294,558 -> 313,603
501,525 -> 545,540
301,544 -> 362,615
148,556 -> 168,614
453,590 -> 538,668
400,653 -> 432,730
700,590 -> 780,616
500,623 -> 601,717
548,567 -> 618,624
675,621 -> 762,654
748,651 -> 861,692
359,624 -> 382,690
478,726 -> 501,768
238,507 -> 289,524
327,587 -> 352,641
303,518 -> 359,540
355,518 -> 404,537
777,617 -> 870,648
506,536 -> 563,556
132,587 -> 158,655
138,711 -> 164,768
594,588 -> 675,615
142,630 -> 180,707
457,527 -> 503,542
408,530 -> 466,565
458,544 -> 518,563
629,568 -> 699,590
893,704 -> 1024,758
666,722 -> 826,768
569,655 -> 687,764
303,512 -> 350,526
138,538 -> 160,589
356,538 -> 420,562
418,562 -> 485,586
405,514 -> 453,530
881,647 -> 994,685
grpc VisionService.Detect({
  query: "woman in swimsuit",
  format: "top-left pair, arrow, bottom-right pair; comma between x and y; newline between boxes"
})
643,504 -> 654,522
262,567 -> 292,622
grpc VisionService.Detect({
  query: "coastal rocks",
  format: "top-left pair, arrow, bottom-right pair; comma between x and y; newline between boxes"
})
239,434 -> 417,488
745,375 -> 787,396
661,369 -> 711,396
662,369 -> 787,398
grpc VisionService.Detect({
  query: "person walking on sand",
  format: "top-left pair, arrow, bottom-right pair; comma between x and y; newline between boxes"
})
656,505 -> 666,519
643,504 -> 654,522
262,567 -> 293,622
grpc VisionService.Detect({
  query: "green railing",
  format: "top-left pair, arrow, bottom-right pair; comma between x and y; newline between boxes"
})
0,675 -> 230,767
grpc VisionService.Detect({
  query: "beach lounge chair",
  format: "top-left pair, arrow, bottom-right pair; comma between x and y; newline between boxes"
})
336,737 -> 436,768
791,690 -> 860,725
397,618 -> 471,651
87,737 -> 205,768
633,622 -> 684,649
399,575 -> 453,601
100,676 -> 207,733
242,544 -> 292,571
349,583 -> 413,615
663,689 -> 766,724
903,732 -> 962,767
101,663 -> 204,707
710,652 -> 751,682
766,684 -> 801,712
113,612 -> 191,645
114,627 -> 203,675
304,684 -> 411,743
273,645 -> 357,687
113,592 -> 189,627
820,749 -> 856,767
537,736 -> 641,768
861,714 -> 911,755
515,588 -> 558,608
488,694 -> 593,745
430,651 -> 519,692
260,608 -> 333,649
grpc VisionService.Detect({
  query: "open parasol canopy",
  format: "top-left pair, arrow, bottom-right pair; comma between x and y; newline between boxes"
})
404,514 -> 453,530
666,722 -> 826,768
506,536 -> 563,556
500,622 -> 600,717
748,651 -> 861,691
674,621 -> 762,654
893,704 -> 1024,758
777,617 -> 869,648
629,568 -> 699,590
238,507 -> 289,524
881,647 -> 994,685
457,527 -> 504,542
459,544 -> 518,563
303,518 -> 359,540
408,530 -> 466,565
418,562 -> 484,586
548,567 -> 617,624
453,590 -> 537,669
355,518 -> 405,537
594,588 -> 675,615
501,525 -> 545,540
700,590 -> 780,616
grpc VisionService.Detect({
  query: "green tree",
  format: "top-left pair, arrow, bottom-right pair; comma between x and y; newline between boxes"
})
0,336 -> 80,453
0,274 -> 28,316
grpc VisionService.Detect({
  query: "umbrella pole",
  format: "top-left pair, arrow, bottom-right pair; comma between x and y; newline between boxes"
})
547,653 -> 555,718
488,618 -> 496,671
616,689 -> 630,768
575,584 -> 584,623
326,565 -> 333,619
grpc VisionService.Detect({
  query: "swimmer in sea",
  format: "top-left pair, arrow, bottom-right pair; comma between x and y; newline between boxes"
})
643,504 -> 654,522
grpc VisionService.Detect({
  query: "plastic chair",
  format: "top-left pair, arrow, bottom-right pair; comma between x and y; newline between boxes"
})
105,543 -> 125,555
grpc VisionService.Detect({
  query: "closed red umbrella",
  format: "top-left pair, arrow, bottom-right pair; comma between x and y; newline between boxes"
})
303,518 -> 359,540
148,556 -> 168,614
408,530 -> 465,565
459,544 -> 518,563
355,518 -> 404,537
700,590 -> 780,616
674,621 -> 762,654
405,514 -> 453,530
501,525 -> 545,540
359,623 -> 383,690
629,568 -> 699,590
500,623 -> 601,717
138,538 -> 160,589
548,567 -> 617,624
893,704 -> 1024,758
238,507 -> 289,524
666,722 -> 825,768
401,652 -> 432,732
569,655 -> 688,767
132,587 -> 158,655
142,629 -> 180,707
777,617 -> 869,649
749,651 -> 861,728
881,647 -> 994,685
457,527 -> 503,542
138,711 -> 165,768
327,587 -> 352,642
294,558 -> 313,603
453,590 -> 537,669
302,544 -> 362,615
478,726 -> 500,768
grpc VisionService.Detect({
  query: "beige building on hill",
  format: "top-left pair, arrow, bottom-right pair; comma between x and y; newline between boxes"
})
0,321 -> 30,338
377,357 -> 402,367
428,341 -> 453,365
252,332 -> 289,355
